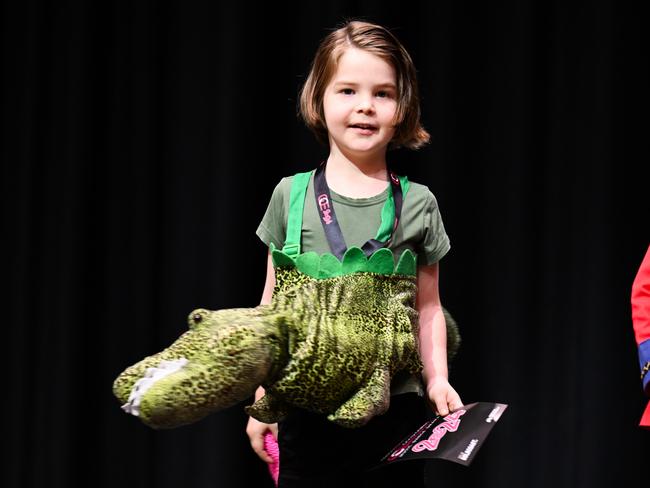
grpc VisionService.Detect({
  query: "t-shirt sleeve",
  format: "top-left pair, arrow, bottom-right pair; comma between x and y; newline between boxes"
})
256,178 -> 288,249
418,190 -> 451,266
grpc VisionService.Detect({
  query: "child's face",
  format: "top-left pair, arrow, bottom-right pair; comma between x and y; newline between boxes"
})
322,48 -> 398,161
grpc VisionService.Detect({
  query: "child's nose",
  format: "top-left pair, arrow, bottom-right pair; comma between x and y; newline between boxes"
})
356,96 -> 375,113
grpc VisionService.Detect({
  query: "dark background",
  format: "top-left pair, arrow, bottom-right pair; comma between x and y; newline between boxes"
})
4,1 -> 649,487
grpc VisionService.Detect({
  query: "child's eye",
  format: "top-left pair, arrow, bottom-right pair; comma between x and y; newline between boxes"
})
376,91 -> 392,98
340,88 -> 355,95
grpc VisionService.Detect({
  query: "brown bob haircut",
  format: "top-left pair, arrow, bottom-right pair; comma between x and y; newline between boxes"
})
299,20 -> 430,150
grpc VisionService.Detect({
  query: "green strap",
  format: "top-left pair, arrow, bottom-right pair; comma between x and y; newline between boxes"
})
283,170 -> 314,258
374,175 -> 409,242
283,170 -> 409,256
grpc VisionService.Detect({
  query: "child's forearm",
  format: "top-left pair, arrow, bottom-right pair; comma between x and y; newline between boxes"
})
253,252 -> 275,405
418,305 -> 449,387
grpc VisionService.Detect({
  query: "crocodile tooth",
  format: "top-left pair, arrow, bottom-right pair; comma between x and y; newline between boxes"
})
121,358 -> 189,417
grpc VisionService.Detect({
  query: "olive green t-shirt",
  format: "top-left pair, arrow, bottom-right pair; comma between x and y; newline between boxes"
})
256,173 -> 450,266
256,172 -> 451,396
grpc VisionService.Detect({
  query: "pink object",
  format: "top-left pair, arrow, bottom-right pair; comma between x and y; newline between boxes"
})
263,431 -> 280,486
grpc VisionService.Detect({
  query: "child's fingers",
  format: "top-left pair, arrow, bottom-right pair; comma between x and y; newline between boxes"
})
427,382 -> 463,417
252,434 -> 273,463
433,394 -> 449,417
269,422 -> 278,440
449,393 -> 464,411
246,417 -> 277,463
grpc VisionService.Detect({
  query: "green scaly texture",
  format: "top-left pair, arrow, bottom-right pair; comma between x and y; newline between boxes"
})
113,250 -> 460,429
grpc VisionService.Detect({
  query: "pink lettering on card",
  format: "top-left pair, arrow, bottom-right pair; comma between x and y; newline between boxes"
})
386,420 -> 432,462
412,409 -> 467,453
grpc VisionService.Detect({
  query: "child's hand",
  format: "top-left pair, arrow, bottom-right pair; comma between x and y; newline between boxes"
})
426,377 -> 463,417
246,416 -> 278,463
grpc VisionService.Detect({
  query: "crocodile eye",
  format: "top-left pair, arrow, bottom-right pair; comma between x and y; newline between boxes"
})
192,313 -> 203,324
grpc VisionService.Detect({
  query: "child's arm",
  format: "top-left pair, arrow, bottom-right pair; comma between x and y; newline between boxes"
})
416,262 -> 463,416
246,250 -> 278,463
260,249 -> 276,305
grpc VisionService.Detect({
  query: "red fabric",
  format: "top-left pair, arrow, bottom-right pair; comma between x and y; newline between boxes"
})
641,401 -> 650,429
632,245 -> 650,344
632,245 -> 650,429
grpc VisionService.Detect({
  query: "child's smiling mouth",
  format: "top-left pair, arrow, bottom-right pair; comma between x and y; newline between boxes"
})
348,123 -> 378,134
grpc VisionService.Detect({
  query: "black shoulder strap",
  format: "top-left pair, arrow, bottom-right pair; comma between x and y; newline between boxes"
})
313,162 -> 403,260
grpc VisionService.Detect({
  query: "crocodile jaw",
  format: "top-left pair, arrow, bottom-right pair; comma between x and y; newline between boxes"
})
121,358 -> 189,417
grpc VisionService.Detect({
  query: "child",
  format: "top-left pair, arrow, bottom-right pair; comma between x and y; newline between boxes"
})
246,20 -> 462,487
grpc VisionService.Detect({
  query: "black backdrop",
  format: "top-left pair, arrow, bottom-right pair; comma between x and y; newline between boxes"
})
4,1 -> 649,487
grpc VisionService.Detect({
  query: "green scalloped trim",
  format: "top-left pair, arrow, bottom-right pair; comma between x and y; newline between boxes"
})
269,243 -> 417,279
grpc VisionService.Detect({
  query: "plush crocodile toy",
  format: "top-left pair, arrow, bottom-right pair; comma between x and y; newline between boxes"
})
113,245 -> 461,430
